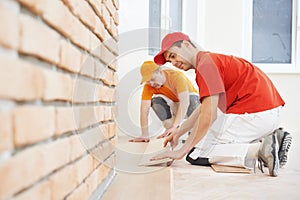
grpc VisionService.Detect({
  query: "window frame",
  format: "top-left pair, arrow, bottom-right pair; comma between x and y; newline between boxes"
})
148,0 -> 183,56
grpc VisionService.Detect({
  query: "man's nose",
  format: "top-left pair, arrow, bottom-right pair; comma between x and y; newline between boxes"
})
171,59 -> 176,66
149,81 -> 154,86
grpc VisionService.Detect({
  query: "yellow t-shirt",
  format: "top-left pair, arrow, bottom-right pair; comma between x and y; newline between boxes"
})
141,69 -> 198,102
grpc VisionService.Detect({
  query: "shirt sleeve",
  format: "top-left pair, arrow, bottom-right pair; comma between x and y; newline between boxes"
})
141,84 -> 154,100
196,54 -> 225,101
172,72 -> 189,94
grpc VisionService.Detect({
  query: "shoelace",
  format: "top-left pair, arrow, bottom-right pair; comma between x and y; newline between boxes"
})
257,158 -> 264,174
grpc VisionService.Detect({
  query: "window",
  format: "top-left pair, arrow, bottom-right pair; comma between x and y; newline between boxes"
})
169,0 -> 183,32
149,0 -> 161,56
244,0 -> 299,73
148,0 -> 183,56
252,0 -> 292,64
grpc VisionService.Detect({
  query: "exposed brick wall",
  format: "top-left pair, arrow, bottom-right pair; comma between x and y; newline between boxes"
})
0,0 -> 119,199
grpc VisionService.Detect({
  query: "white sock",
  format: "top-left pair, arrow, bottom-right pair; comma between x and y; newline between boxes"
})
244,142 -> 261,168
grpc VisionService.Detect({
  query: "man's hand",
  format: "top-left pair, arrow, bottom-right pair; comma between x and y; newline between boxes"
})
128,137 -> 150,143
156,125 -> 177,139
150,149 -> 184,163
163,131 -> 180,149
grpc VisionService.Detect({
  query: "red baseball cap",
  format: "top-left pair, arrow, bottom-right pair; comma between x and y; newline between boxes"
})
154,32 -> 190,65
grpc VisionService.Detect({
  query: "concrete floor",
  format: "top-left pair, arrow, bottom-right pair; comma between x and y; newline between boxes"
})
101,132 -> 300,200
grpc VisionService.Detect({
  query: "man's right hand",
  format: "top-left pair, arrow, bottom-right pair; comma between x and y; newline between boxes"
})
128,137 -> 150,143
163,132 -> 179,149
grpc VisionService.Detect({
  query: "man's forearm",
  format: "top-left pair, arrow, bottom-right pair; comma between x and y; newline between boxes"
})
177,105 -> 200,135
140,114 -> 149,137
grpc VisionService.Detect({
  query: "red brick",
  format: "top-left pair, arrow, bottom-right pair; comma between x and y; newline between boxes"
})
18,0 -> 45,15
55,107 -> 77,136
94,17 -> 106,41
89,33 -> 101,56
97,163 -> 112,183
42,0 -> 75,38
65,182 -> 89,200
13,180 -> 51,200
13,106 -> 55,147
112,0 -> 119,10
80,53 -> 95,78
85,169 -> 98,196
102,68 -> 115,86
18,0 -> 75,40
42,69 -> 73,101
110,17 -> 118,38
100,45 -> 115,66
80,127 -> 106,151
18,0 -> 74,39
96,85 -> 115,102
100,4 -> 110,29
72,78 -> 99,103
109,59 -> 118,71
88,0 -> 102,18
94,106 -> 105,122
113,11 -> 119,25
0,57 -> 44,101
90,141 -> 114,165
0,111 -> 13,153
59,40 -> 81,73
91,156 -> 101,169
19,14 -> 60,64
104,36 -> 118,56
70,134 -> 86,161
0,146 -> 46,198
99,124 -> 108,139
69,18 -> 90,51
49,165 -> 77,200
42,137 -> 71,174
108,122 -> 117,138
95,60 -> 106,81
0,6 -> 19,49
104,106 -> 112,121
64,0 -> 96,31
0,138 -> 71,199
73,106 -> 97,129
104,0 -> 116,18
74,155 -> 93,184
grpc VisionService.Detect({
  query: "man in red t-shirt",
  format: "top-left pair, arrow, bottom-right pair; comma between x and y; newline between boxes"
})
151,32 -> 292,177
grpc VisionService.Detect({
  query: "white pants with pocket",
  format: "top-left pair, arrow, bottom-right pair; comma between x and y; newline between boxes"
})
189,106 -> 283,167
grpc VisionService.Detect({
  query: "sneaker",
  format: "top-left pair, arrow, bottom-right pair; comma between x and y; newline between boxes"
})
274,128 -> 292,167
258,133 -> 279,177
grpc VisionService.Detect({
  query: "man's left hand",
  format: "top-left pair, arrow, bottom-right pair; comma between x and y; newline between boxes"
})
157,126 -> 177,139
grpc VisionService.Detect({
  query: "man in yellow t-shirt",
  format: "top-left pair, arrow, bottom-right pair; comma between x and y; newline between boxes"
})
129,61 -> 199,142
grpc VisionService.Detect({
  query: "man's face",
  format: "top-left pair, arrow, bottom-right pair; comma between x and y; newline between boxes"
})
163,42 -> 194,71
147,70 -> 164,88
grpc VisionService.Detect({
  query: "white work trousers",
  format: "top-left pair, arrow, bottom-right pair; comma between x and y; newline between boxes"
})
189,106 -> 283,167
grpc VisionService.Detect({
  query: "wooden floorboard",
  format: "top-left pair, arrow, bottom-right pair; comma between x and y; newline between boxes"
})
101,136 -> 171,200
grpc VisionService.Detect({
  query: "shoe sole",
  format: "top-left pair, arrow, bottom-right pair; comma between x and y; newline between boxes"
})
270,134 -> 279,177
278,132 -> 292,167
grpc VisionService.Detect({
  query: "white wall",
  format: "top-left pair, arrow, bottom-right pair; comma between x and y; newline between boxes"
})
118,0 -> 300,136
268,74 -> 300,133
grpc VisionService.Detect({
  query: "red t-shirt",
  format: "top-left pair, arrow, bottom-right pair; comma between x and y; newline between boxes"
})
195,51 -> 285,114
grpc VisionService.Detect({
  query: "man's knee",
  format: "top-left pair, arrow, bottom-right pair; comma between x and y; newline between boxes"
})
151,97 -> 172,121
186,147 -> 211,166
187,95 -> 200,117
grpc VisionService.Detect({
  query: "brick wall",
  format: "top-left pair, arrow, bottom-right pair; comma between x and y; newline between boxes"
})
0,0 -> 119,199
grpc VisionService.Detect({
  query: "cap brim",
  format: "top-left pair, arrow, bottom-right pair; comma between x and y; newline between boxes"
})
154,50 -> 167,65
140,74 -> 151,84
